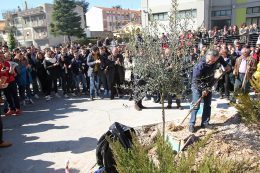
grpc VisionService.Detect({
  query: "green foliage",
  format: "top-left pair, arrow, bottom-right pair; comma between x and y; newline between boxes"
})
156,133 -> 176,173
111,135 -> 158,173
8,31 -> 16,51
250,77 -> 260,93
75,0 -> 89,27
72,38 -> 97,46
75,0 -> 89,14
234,93 -> 260,125
197,154 -> 254,173
111,133 -> 255,173
128,0 -> 194,137
129,0 -> 194,100
50,0 -> 85,41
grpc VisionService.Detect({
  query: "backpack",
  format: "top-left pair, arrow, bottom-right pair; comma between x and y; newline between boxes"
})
96,122 -> 135,173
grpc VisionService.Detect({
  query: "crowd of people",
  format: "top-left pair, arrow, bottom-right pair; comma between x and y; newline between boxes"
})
0,28 -> 259,146
198,23 -> 259,39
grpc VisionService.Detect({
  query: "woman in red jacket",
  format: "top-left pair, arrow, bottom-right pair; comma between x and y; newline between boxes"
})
0,75 -> 12,148
0,52 -> 21,115
252,46 -> 260,64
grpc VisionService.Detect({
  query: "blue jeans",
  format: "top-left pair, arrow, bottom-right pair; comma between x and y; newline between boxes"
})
89,73 -> 100,97
231,73 -> 250,102
234,73 -> 250,94
189,87 -> 212,126
73,73 -> 87,93
0,111 -> 3,143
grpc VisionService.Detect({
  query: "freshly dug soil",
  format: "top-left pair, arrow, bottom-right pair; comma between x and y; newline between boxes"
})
136,109 -> 260,169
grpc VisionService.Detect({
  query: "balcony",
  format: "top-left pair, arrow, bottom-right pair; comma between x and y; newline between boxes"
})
32,21 -> 47,28
2,10 -> 17,19
15,36 -> 24,40
18,7 -> 44,17
34,34 -> 48,40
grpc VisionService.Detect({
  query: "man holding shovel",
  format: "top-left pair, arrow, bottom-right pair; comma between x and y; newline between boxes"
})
189,49 -> 231,133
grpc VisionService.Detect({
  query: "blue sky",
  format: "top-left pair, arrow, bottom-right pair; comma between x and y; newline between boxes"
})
0,0 -> 141,19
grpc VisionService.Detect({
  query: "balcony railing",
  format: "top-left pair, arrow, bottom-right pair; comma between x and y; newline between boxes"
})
196,32 -> 260,47
2,10 -> 17,19
31,21 -> 47,28
34,34 -> 48,40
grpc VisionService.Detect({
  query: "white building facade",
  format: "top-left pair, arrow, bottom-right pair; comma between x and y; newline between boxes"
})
85,7 -> 104,32
142,0 -> 260,31
141,0 -> 207,32
86,6 -> 141,35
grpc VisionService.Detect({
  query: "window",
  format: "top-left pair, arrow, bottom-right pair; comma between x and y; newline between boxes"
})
13,18 -> 19,24
192,10 -> 197,17
212,10 -> 232,17
253,7 -> 260,13
246,17 -> 260,26
152,12 -> 168,21
220,10 -> 226,16
211,19 -> 231,28
226,10 -> 232,16
247,8 -> 253,14
178,9 -> 197,19
247,6 -> 260,14
16,30 -> 22,36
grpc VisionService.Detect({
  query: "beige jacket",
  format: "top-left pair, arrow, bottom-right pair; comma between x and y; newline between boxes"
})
233,55 -> 257,80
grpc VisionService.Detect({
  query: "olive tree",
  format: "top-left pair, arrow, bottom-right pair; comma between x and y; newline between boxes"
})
129,0 -> 195,137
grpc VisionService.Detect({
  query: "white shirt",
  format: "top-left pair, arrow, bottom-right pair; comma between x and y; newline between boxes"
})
239,58 -> 247,73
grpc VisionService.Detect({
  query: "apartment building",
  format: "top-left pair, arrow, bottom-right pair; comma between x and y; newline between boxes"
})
86,6 -> 141,33
2,3 -> 85,49
141,0 -> 260,30
0,20 -> 8,44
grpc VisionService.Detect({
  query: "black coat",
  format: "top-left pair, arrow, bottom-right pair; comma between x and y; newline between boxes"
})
43,58 -> 60,79
35,58 -> 47,77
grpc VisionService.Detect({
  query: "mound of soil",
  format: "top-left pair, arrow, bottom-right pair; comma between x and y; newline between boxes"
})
136,109 -> 260,168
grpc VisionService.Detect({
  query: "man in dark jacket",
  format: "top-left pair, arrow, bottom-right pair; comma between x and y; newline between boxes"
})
99,46 -> 113,98
79,48 -> 89,93
71,51 -> 87,95
109,47 -> 125,99
87,46 -> 101,100
189,49 -> 230,133
59,48 -> 73,97
26,47 -> 39,98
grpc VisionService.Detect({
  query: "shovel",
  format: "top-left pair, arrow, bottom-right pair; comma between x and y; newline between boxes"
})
178,70 -> 227,126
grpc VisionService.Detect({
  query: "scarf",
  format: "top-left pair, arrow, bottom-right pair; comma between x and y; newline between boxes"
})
45,55 -> 57,64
